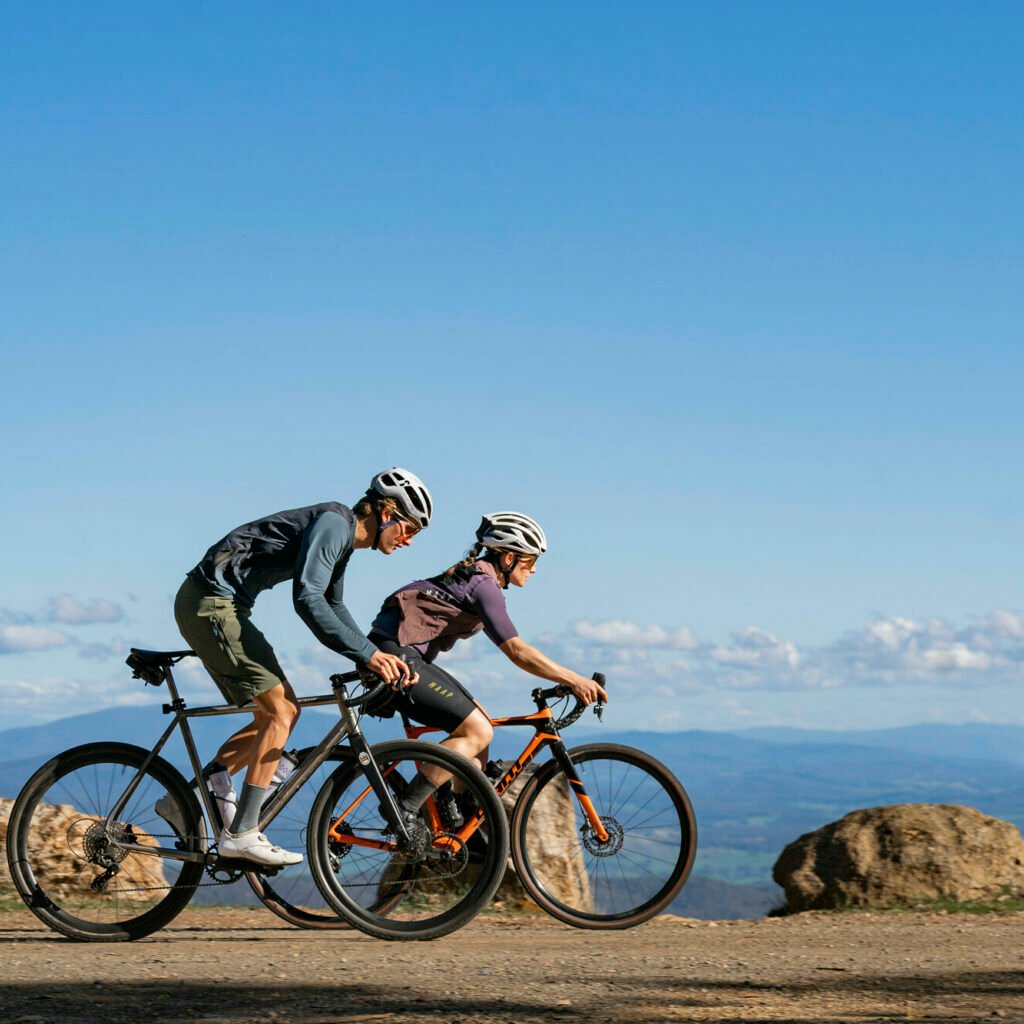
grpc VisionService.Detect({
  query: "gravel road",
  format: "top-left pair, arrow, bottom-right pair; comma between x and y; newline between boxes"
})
1,906 -> 1021,1023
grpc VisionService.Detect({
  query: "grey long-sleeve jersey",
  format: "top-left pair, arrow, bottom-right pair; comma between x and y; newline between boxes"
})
187,502 -> 377,665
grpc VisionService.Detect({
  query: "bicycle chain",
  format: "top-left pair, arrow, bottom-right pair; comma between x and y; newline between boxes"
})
85,830 -> 409,895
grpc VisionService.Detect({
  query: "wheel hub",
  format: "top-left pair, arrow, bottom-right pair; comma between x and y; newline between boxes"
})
581,816 -> 624,856
78,820 -> 131,865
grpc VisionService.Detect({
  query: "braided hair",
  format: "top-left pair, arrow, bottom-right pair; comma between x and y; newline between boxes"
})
441,541 -> 486,580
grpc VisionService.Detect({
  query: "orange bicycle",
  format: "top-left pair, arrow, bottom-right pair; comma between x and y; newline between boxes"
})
305,673 -> 697,930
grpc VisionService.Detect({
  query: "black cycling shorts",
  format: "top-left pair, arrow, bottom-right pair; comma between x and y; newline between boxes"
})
371,639 -> 478,733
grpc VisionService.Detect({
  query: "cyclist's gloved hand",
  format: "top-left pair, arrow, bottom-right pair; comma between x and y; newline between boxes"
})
368,649 -> 418,689
566,674 -> 608,706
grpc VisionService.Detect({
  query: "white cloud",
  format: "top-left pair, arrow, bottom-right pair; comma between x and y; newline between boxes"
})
709,627 -> 801,670
825,615 -> 1001,679
47,594 -> 124,625
920,643 -> 992,672
6,607 -> 1024,724
572,619 -> 699,649
0,625 -> 73,654
1,674 -> 154,716
545,610 -> 1024,695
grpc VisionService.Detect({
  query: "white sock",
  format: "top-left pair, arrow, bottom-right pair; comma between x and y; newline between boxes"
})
267,750 -> 298,797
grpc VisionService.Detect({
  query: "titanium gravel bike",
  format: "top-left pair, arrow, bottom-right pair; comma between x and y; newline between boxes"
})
5,648 -> 509,942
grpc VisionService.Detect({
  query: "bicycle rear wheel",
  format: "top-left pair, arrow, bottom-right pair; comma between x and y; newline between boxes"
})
511,743 -> 696,929
307,740 -> 509,941
5,742 -> 204,941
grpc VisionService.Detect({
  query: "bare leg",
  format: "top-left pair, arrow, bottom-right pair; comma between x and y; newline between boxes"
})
215,680 -> 300,779
420,708 -> 494,788
243,683 -> 302,788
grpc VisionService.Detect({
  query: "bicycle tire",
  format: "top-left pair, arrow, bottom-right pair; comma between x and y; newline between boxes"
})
511,743 -> 696,929
5,742 -> 204,941
243,747 -> 365,930
307,739 -> 510,941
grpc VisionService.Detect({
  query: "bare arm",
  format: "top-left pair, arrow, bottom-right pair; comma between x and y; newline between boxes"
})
498,636 -> 608,705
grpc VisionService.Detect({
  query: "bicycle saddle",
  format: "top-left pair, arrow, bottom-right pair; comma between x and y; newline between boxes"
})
126,648 -> 195,686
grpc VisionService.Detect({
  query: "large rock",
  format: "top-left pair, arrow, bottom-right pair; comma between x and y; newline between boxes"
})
493,767 -> 592,911
1,797 -> 168,903
773,803 -> 1024,912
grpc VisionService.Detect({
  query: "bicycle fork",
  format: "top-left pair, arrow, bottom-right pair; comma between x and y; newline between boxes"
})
329,682 -> 414,847
549,741 -> 611,844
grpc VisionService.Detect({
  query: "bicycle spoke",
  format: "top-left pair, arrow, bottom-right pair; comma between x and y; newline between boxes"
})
7,743 -> 204,941
512,745 -> 695,928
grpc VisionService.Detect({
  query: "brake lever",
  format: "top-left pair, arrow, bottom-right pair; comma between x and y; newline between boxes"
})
592,671 -> 606,722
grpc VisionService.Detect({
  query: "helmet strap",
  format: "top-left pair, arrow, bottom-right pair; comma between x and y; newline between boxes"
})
492,551 -> 519,589
370,499 -> 385,552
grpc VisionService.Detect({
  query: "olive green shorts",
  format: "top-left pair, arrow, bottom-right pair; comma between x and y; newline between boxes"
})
174,577 -> 287,707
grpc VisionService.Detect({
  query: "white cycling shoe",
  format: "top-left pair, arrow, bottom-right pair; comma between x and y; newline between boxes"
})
218,828 -> 303,867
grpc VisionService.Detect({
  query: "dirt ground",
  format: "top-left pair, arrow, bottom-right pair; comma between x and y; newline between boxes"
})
1,905 -> 1021,1024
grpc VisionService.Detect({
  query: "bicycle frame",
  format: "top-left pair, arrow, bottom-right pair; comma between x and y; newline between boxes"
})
324,691 -> 610,849
104,660 -> 414,865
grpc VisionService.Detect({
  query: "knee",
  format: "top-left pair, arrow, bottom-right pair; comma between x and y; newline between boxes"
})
464,714 -> 493,751
260,694 -> 299,732
276,699 -> 300,732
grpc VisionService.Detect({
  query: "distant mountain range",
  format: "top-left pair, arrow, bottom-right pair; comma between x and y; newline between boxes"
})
3,710 -> 1022,920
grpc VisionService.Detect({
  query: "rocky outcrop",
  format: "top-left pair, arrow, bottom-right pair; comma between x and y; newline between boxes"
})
773,803 -> 1024,912
494,767 -> 592,911
0,797 -> 168,902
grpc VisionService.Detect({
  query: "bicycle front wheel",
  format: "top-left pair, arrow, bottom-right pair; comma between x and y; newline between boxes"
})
307,740 -> 510,941
511,743 -> 696,929
5,742 -> 205,941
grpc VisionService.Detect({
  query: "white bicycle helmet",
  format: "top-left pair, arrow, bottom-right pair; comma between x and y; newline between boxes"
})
476,511 -> 547,556
370,467 -> 433,529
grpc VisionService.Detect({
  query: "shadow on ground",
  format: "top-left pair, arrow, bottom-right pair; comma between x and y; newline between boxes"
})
3,970 -> 1023,1024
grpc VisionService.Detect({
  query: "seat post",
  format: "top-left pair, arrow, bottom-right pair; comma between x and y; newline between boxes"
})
163,665 -> 185,706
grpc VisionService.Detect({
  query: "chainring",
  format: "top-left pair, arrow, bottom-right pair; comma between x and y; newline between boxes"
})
328,821 -> 355,863
206,861 -> 246,884
421,833 -> 469,879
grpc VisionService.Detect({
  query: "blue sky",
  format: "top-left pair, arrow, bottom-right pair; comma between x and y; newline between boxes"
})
2,3 -> 1023,731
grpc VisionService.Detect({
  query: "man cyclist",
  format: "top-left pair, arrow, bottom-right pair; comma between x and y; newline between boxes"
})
161,467 -> 432,867
366,511 -> 607,828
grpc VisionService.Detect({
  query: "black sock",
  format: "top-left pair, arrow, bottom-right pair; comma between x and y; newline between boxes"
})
399,773 -> 437,813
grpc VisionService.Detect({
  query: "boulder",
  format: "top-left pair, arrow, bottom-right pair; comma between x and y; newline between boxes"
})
493,767 -> 592,911
773,803 -> 1024,912
1,797 -> 169,903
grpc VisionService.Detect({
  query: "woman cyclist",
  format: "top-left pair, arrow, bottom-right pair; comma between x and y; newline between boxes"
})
366,511 -> 608,828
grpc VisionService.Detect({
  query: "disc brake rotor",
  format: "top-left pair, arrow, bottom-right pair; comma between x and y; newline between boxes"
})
582,816 -> 624,857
